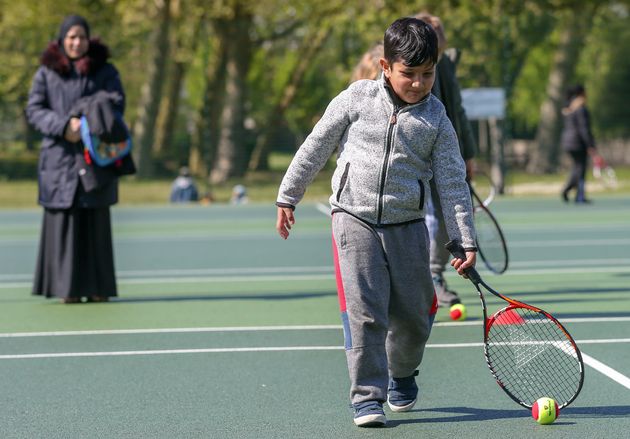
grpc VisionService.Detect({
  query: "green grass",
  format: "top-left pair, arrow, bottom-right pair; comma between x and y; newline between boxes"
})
0,151 -> 627,208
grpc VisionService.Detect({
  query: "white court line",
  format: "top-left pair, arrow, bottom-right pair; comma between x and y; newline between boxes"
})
1,338 -> 629,390
1,257 -> 630,284
1,264 -> 629,288
1,338 -> 629,360
2,317 -> 630,338
0,346 -> 343,360
581,352 -> 630,390
315,202 -> 332,217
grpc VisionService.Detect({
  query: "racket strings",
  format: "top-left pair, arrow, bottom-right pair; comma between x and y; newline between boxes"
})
485,307 -> 582,407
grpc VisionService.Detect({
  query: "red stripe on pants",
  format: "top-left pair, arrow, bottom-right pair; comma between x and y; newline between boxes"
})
332,232 -> 347,312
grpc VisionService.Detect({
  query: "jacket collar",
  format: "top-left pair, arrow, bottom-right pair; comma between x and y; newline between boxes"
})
40,39 -> 110,76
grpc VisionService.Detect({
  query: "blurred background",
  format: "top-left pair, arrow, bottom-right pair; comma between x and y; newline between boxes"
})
1,0 -> 629,203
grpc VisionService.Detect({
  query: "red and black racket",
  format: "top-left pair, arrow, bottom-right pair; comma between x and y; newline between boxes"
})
469,181 -> 509,274
446,240 -> 584,409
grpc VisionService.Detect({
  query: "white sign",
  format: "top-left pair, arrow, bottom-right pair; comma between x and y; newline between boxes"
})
461,87 -> 506,120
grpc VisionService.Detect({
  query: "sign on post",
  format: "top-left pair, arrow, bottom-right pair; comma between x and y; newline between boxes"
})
461,88 -> 506,120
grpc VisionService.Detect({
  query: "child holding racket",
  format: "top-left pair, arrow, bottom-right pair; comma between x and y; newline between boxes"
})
276,17 -> 477,427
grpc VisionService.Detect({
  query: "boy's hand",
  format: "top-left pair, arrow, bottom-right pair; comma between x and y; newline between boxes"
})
450,251 -> 476,278
276,207 -> 295,240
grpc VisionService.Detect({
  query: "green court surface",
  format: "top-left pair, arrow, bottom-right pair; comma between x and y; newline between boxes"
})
1,196 -> 629,438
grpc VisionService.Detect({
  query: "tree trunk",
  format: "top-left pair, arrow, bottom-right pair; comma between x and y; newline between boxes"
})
248,25 -> 332,172
132,0 -> 171,178
209,6 -> 253,185
154,3 -> 204,164
528,9 -> 594,173
189,31 -> 227,179
153,60 -> 185,158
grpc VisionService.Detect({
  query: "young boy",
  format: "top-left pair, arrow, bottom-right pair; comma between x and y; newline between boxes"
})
276,17 -> 477,427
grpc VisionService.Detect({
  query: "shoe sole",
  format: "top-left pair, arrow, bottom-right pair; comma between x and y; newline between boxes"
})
387,397 -> 417,413
354,413 -> 386,427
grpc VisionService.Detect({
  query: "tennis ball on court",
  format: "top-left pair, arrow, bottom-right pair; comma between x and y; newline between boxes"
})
532,397 -> 559,425
449,303 -> 467,321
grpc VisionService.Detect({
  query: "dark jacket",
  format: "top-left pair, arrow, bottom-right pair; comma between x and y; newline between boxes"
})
561,98 -> 595,154
432,49 -> 477,161
25,39 -> 125,209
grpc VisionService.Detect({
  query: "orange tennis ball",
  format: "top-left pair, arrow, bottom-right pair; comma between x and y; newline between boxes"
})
532,397 -> 559,425
449,303 -> 467,321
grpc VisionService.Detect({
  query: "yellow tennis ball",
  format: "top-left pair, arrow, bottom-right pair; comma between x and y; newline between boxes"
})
532,397 -> 559,425
449,303 -> 467,321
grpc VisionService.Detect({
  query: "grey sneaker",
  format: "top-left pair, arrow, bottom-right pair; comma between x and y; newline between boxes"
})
353,401 -> 386,427
387,370 -> 419,412
432,273 -> 461,307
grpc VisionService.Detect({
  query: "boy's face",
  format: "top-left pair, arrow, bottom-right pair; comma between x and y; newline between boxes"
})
380,58 -> 435,104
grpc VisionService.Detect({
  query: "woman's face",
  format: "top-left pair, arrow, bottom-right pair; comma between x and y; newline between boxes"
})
63,25 -> 89,59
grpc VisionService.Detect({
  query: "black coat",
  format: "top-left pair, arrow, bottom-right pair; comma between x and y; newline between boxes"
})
26,40 -> 125,209
560,103 -> 595,154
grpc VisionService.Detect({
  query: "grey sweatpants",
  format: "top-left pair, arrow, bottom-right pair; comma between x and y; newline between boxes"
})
332,212 -> 436,406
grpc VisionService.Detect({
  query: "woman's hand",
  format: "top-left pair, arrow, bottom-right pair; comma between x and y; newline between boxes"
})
64,117 -> 82,143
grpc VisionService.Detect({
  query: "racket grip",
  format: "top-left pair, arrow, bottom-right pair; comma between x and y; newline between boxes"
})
445,240 -> 482,284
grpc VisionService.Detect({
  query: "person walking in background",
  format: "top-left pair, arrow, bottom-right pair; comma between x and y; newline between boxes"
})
560,84 -> 598,204
349,12 -> 477,312
26,15 -> 126,303
276,17 -> 477,427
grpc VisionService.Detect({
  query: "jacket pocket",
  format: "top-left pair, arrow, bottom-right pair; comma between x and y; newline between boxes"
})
418,179 -> 425,210
336,162 -> 350,202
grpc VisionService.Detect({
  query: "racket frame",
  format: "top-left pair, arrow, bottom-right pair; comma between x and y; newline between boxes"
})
446,240 -> 585,409
468,184 -> 509,274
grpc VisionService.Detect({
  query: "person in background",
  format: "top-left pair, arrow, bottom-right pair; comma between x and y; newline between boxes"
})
170,166 -> 199,203
26,15 -> 125,304
560,84 -> 598,204
349,12 -> 477,312
230,184 -> 249,204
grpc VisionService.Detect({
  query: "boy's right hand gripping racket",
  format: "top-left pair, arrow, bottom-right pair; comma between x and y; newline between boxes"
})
446,240 -> 584,409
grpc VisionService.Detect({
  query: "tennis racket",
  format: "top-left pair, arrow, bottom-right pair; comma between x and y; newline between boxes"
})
446,240 -> 584,409
469,172 -> 496,209
592,155 -> 618,189
469,182 -> 509,274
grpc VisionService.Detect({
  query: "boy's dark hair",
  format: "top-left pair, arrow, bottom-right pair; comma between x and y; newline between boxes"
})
383,17 -> 438,67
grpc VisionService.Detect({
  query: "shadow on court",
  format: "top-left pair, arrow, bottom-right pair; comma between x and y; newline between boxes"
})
386,405 -> 630,427
388,406 -> 529,426
110,290 -> 337,303
561,405 -> 630,418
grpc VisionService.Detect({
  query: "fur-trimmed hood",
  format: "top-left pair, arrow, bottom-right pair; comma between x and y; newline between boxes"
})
40,39 -> 110,76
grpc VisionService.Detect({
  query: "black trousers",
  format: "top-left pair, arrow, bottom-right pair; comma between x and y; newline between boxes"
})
32,207 -> 117,299
562,150 -> 588,202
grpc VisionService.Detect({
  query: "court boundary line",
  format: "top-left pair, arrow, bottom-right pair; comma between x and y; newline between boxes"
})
1,338 -> 629,359
2,317 -> 630,338
581,351 -> 630,390
2,262 -> 630,287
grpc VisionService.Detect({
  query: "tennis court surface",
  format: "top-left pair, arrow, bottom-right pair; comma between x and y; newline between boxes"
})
1,196 -> 629,438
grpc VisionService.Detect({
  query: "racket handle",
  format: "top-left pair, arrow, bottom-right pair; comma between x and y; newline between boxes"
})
445,240 -> 482,284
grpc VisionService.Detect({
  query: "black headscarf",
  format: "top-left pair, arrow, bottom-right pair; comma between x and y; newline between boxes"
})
57,15 -> 91,46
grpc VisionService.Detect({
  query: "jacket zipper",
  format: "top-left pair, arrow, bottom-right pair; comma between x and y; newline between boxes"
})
377,109 -> 399,225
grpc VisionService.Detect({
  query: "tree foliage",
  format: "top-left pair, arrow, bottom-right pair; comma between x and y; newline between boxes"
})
1,0 -> 630,181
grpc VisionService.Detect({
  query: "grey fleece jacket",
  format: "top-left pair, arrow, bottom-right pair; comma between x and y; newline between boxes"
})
277,77 -> 476,249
